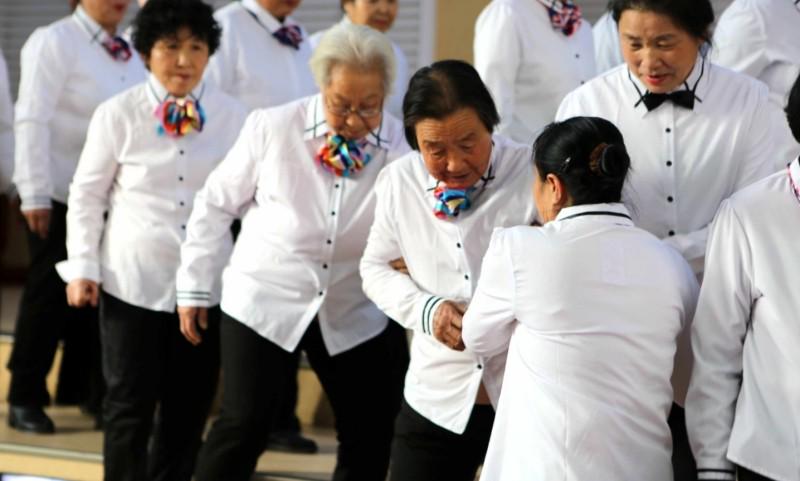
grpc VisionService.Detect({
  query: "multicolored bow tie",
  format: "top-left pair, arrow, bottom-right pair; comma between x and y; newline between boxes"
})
316,133 -> 372,177
154,97 -> 206,138
433,184 -> 477,220
273,25 -> 303,50
537,0 -> 582,36
102,36 -> 132,62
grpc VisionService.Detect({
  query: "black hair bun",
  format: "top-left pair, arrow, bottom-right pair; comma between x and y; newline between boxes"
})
598,144 -> 630,181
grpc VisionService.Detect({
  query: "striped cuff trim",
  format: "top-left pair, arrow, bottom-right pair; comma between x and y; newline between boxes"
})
421,296 -> 444,335
177,291 -> 211,300
697,468 -> 736,480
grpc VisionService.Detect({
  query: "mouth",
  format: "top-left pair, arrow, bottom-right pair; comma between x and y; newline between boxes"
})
642,72 -> 670,87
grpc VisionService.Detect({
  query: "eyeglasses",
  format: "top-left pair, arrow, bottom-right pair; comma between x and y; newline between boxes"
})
324,96 -> 383,120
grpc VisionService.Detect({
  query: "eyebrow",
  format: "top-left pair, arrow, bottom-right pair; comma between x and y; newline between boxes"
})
622,33 -> 678,42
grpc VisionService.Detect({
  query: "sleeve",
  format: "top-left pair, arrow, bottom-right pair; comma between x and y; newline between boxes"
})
738,83 -> 785,176
13,28 -> 71,210
670,255 -> 701,406
555,90 -> 584,122
593,13 -> 624,74
0,50 -> 14,194
662,228 -> 709,276
685,201 -> 754,481
461,228 -> 517,359
55,103 -> 119,283
359,168 -> 447,337
473,4 -> 521,138
711,4 -> 769,80
175,112 -> 263,307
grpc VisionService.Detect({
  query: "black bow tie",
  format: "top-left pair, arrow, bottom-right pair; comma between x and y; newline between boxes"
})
641,90 -> 696,111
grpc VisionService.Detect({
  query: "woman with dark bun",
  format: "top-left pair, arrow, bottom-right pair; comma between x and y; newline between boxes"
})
55,1 -> 246,480
463,116 -> 699,481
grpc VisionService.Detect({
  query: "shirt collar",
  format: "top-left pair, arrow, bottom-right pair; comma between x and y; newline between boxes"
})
554,203 -> 634,226
242,0 -> 297,33
146,73 -> 206,108
627,54 -> 710,118
73,5 -> 116,43
303,93 -> 393,149
789,156 -> 800,204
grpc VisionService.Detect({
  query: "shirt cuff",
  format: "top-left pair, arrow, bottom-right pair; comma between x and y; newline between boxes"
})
20,195 -> 52,211
697,463 -> 736,480
176,290 -> 213,308
417,295 -> 445,337
55,259 -> 101,284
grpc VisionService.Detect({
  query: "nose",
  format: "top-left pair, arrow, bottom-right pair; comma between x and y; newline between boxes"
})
176,49 -> 191,67
640,48 -> 661,72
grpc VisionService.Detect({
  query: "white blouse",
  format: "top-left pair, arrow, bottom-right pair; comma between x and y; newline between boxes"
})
0,48 -> 13,194
177,94 -> 410,356
360,134 -> 536,434
13,6 -> 146,210
686,159 -> 800,481
309,17 -> 409,120
593,10 -> 623,74
474,0 -> 596,145
712,0 -> 800,165
206,0 -> 316,112
463,203 -> 699,481
557,57 -> 780,275
56,77 -> 247,312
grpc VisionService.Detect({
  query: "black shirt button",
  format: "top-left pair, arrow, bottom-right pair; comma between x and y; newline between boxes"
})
179,150 -> 185,155
181,225 -> 185,230
667,196 -> 674,202
335,184 -> 340,189
331,211 -> 336,216
477,364 -> 483,370
322,264 -> 328,269
456,242 -> 462,248
178,176 -> 184,181
318,291 -> 324,296
464,274 -> 469,280
668,230 -> 675,236
326,239 -> 332,244
575,53 -> 580,58
665,128 -> 672,133
179,201 -> 185,206
666,160 -> 673,167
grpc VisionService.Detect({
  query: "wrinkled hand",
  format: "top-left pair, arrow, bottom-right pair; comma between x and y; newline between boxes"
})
178,306 -> 208,346
389,257 -> 409,274
22,208 -> 51,239
432,301 -> 467,351
66,279 -> 99,308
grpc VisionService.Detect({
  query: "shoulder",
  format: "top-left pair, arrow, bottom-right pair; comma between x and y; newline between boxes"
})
492,134 -> 533,175
726,169 -> 788,213
707,62 -> 770,100
214,2 -> 246,26
476,0 -> 519,27
377,149 -> 427,189
377,111 -> 410,154
558,65 -> 625,116
205,85 -> 247,119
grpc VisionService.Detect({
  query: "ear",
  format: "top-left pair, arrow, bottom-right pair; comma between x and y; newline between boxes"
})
545,173 -> 568,207
141,52 -> 151,71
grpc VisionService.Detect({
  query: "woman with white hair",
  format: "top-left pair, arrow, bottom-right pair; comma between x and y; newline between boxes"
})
177,22 -> 410,481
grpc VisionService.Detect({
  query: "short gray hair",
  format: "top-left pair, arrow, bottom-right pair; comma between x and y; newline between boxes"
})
309,23 -> 396,95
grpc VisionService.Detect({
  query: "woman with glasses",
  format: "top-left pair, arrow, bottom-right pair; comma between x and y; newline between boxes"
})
176,22 -> 411,481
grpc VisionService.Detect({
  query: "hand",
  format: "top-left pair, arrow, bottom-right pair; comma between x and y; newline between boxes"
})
432,301 -> 467,351
178,306 -> 208,346
21,208 -> 51,239
389,257 -> 409,274
66,279 -> 99,308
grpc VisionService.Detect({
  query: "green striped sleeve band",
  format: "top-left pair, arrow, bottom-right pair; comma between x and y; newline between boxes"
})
421,296 -> 444,335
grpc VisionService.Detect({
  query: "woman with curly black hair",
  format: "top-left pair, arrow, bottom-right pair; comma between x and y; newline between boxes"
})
56,1 -> 247,480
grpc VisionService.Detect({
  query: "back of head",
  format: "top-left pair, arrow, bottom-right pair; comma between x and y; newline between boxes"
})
132,0 -> 221,56
610,0 -> 714,43
534,117 -> 631,205
402,60 -> 499,150
787,72 -> 800,143
309,22 -> 396,93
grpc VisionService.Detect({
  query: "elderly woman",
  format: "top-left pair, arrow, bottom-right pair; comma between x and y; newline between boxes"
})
55,1 -> 246,480
462,117 -> 699,480
9,0 -> 146,434
555,1 -> 782,474
712,0 -> 800,166
686,75 -> 800,481
474,0 -> 596,144
360,60 -> 537,481
310,0 -> 408,118
176,22 -> 410,481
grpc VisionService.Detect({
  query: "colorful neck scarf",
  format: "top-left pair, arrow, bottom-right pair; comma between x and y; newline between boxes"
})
273,25 -> 303,49
537,0 -> 583,36
432,164 -> 495,220
789,158 -> 800,206
316,133 -> 372,177
102,36 -> 132,62
154,96 -> 206,138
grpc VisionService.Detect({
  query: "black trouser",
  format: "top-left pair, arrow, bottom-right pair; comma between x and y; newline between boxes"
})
7,200 -> 103,408
669,403 -> 697,481
390,399 -> 495,481
100,292 -> 220,481
195,314 -> 409,481
738,466 -> 775,481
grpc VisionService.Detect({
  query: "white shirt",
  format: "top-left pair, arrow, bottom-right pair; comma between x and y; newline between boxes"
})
474,0 -> 596,145
13,6 -> 146,211
463,204 -> 699,481
177,94 -> 409,355
206,0 -> 316,112
686,160 -> 800,481
557,58 -> 779,275
360,135 -> 537,434
55,77 -> 247,312
593,11 -> 623,74
309,17 -> 409,120
712,0 -> 800,165
0,49 -> 13,194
